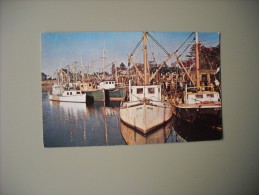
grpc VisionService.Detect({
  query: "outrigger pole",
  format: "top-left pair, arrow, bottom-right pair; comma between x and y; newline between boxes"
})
143,32 -> 149,85
128,32 -> 196,86
195,32 -> 200,88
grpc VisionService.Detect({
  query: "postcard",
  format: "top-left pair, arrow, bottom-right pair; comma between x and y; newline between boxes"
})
41,31 -> 222,147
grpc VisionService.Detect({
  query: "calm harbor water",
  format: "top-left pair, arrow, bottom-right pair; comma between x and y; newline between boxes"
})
42,92 -> 222,147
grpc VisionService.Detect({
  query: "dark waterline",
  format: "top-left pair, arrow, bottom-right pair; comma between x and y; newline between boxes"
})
42,92 -> 222,147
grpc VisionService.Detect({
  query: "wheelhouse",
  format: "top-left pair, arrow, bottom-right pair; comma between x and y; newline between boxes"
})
129,85 -> 162,101
98,80 -> 116,90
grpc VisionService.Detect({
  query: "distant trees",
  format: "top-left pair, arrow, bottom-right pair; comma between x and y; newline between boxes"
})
41,72 -> 53,80
41,72 -> 47,81
119,62 -> 127,70
110,62 -> 127,75
200,45 -> 220,69
185,44 -> 220,70
111,63 -> 116,75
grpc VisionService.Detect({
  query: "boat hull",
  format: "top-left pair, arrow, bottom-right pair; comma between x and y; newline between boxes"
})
120,100 -> 172,134
49,94 -> 86,103
83,89 -> 105,102
120,120 -> 173,145
81,88 -> 126,102
107,88 -> 126,101
174,102 -> 221,123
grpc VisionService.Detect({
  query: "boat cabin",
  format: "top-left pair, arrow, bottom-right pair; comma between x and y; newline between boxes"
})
80,81 -> 96,91
184,85 -> 221,104
98,80 -> 116,90
52,83 -> 64,95
129,85 -> 162,102
62,90 -> 83,96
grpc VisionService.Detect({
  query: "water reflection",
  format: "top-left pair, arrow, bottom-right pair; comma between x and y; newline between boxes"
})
120,120 -> 185,145
44,96 -> 126,147
42,92 -> 222,147
170,115 -> 223,142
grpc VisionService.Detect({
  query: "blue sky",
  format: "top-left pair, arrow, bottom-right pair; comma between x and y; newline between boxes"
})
41,31 -> 219,76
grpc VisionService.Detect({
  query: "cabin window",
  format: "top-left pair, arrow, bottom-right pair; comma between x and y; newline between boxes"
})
67,92 -> 69,95
207,94 -> 214,98
106,82 -> 108,84
195,94 -> 203,99
89,84 -> 92,87
77,92 -> 81,94
109,81 -> 111,84
131,89 -> 133,93
158,88 -> 160,93
70,92 -> 72,95
81,85 -> 83,87
148,88 -> 155,94
137,88 -> 143,94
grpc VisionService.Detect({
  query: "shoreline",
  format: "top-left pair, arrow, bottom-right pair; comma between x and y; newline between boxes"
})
41,80 -> 56,92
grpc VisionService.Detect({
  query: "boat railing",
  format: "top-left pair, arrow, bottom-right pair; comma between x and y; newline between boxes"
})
116,82 -> 126,88
186,84 -> 215,92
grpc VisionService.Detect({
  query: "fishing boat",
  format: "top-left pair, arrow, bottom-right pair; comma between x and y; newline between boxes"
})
108,87 -> 126,101
49,83 -> 87,103
80,80 -> 105,102
96,49 -> 126,102
97,80 -> 126,101
98,80 -> 116,90
120,32 -> 172,134
173,32 -> 222,122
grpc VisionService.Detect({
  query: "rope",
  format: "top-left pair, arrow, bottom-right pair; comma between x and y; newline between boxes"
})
175,32 -> 194,53
178,37 -> 195,58
147,32 -> 170,56
130,36 -> 144,57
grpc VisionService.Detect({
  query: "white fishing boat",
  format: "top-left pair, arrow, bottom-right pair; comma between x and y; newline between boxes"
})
98,80 -> 116,90
173,32 -> 222,122
49,83 -> 86,103
120,32 -> 172,134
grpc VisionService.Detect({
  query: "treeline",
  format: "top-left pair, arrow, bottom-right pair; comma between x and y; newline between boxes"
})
185,44 -> 220,70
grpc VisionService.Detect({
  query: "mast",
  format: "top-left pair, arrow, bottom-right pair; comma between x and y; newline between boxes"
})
115,61 -> 118,82
143,32 -> 149,85
80,57 -> 84,81
195,32 -> 200,88
102,48 -> 105,71
102,48 -> 106,80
